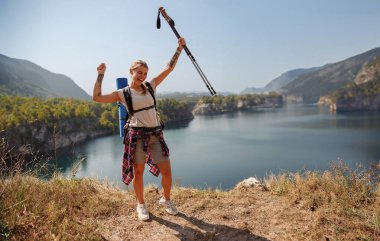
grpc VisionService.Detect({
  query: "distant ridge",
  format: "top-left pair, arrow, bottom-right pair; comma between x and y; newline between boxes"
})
282,47 -> 380,103
241,67 -> 324,94
242,46 -> 380,103
264,66 -> 325,93
0,53 -> 90,100
241,87 -> 264,94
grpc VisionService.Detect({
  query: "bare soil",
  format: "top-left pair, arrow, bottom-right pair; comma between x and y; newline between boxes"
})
98,186 -> 317,241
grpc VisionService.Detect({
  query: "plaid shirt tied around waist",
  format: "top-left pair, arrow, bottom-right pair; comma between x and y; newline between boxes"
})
122,128 -> 169,185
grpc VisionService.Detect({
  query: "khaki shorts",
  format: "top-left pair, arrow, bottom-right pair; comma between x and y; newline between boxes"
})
133,135 -> 170,164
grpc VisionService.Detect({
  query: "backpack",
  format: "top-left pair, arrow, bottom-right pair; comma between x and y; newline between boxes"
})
122,82 -> 164,132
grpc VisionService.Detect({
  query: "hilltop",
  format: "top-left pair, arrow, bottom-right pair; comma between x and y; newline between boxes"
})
1,156 -> 379,240
1,176 -> 304,241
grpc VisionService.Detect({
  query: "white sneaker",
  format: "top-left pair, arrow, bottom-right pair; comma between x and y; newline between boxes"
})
158,197 -> 178,215
136,203 -> 149,221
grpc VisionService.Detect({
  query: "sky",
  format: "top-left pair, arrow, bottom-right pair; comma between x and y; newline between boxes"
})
1,0 -> 380,95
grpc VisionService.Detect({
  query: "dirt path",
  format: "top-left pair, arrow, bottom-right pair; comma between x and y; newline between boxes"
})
98,186 -> 316,241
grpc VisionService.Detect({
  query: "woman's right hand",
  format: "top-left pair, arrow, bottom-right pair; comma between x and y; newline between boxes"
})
178,37 -> 186,51
97,63 -> 106,74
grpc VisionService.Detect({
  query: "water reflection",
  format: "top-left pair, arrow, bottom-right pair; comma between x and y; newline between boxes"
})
54,147 -> 88,175
52,105 -> 380,189
165,119 -> 192,129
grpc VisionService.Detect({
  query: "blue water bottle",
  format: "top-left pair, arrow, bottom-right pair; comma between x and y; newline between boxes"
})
116,78 -> 128,137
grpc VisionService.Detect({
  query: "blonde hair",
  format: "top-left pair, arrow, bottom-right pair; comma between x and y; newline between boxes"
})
130,60 -> 149,94
130,60 -> 149,71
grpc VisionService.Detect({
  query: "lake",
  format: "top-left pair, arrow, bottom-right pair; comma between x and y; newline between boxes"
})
55,104 -> 380,190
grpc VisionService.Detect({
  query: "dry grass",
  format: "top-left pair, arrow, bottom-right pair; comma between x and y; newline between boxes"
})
0,174 -> 133,240
1,137 -> 380,240
266,160 -> 380,240
0,139 -> 134,240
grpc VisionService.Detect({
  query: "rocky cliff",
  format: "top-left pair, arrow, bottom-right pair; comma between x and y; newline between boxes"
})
353,57 -> 380,84
318,57 -> 380,112
0,117 -> 114,155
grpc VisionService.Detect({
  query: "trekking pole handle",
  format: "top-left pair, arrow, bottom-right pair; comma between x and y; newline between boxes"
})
159,7 -> 181,38
159,7 -> 194,57
159,8 -> 172,25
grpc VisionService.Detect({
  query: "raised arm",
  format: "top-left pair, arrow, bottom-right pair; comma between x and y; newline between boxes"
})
152,38 -> 186,87
92,63 -> 120,103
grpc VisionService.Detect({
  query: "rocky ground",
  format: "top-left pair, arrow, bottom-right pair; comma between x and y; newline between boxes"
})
98,184 -> 316,241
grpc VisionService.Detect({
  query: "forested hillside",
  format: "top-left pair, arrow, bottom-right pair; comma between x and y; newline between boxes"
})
0,96 -> 118,154
0,96 -> 194,154
0,96 -> 117,131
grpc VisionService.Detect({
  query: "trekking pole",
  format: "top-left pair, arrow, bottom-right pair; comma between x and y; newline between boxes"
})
157,7 -> 217,96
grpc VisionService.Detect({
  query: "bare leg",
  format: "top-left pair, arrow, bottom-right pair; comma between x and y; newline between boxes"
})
156,160 -> 172,200
133,163 -> 145,204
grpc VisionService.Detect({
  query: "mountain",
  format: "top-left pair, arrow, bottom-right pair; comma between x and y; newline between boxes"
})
0,54 -> 90,99
281,47 -> 380,103
241,67 -> 323,94
353,56 -> 380,85
240,87 -> 263,94
263,67 -> 324,93
319,56 -> 380,111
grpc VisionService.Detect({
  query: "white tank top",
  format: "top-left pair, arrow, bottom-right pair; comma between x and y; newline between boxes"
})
117,80 -> 160,128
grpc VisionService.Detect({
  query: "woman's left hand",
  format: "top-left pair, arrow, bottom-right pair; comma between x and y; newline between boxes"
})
178,37 -> 186,50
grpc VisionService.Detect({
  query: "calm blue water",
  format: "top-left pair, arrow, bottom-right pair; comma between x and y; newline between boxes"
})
56,105 -> 380,190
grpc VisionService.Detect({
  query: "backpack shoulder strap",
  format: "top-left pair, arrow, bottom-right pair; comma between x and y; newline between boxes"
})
144,82 -> 156,109
122,86 -> 134,116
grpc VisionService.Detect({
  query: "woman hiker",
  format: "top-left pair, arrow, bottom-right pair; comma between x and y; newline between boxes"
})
93,37 -> 186,221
